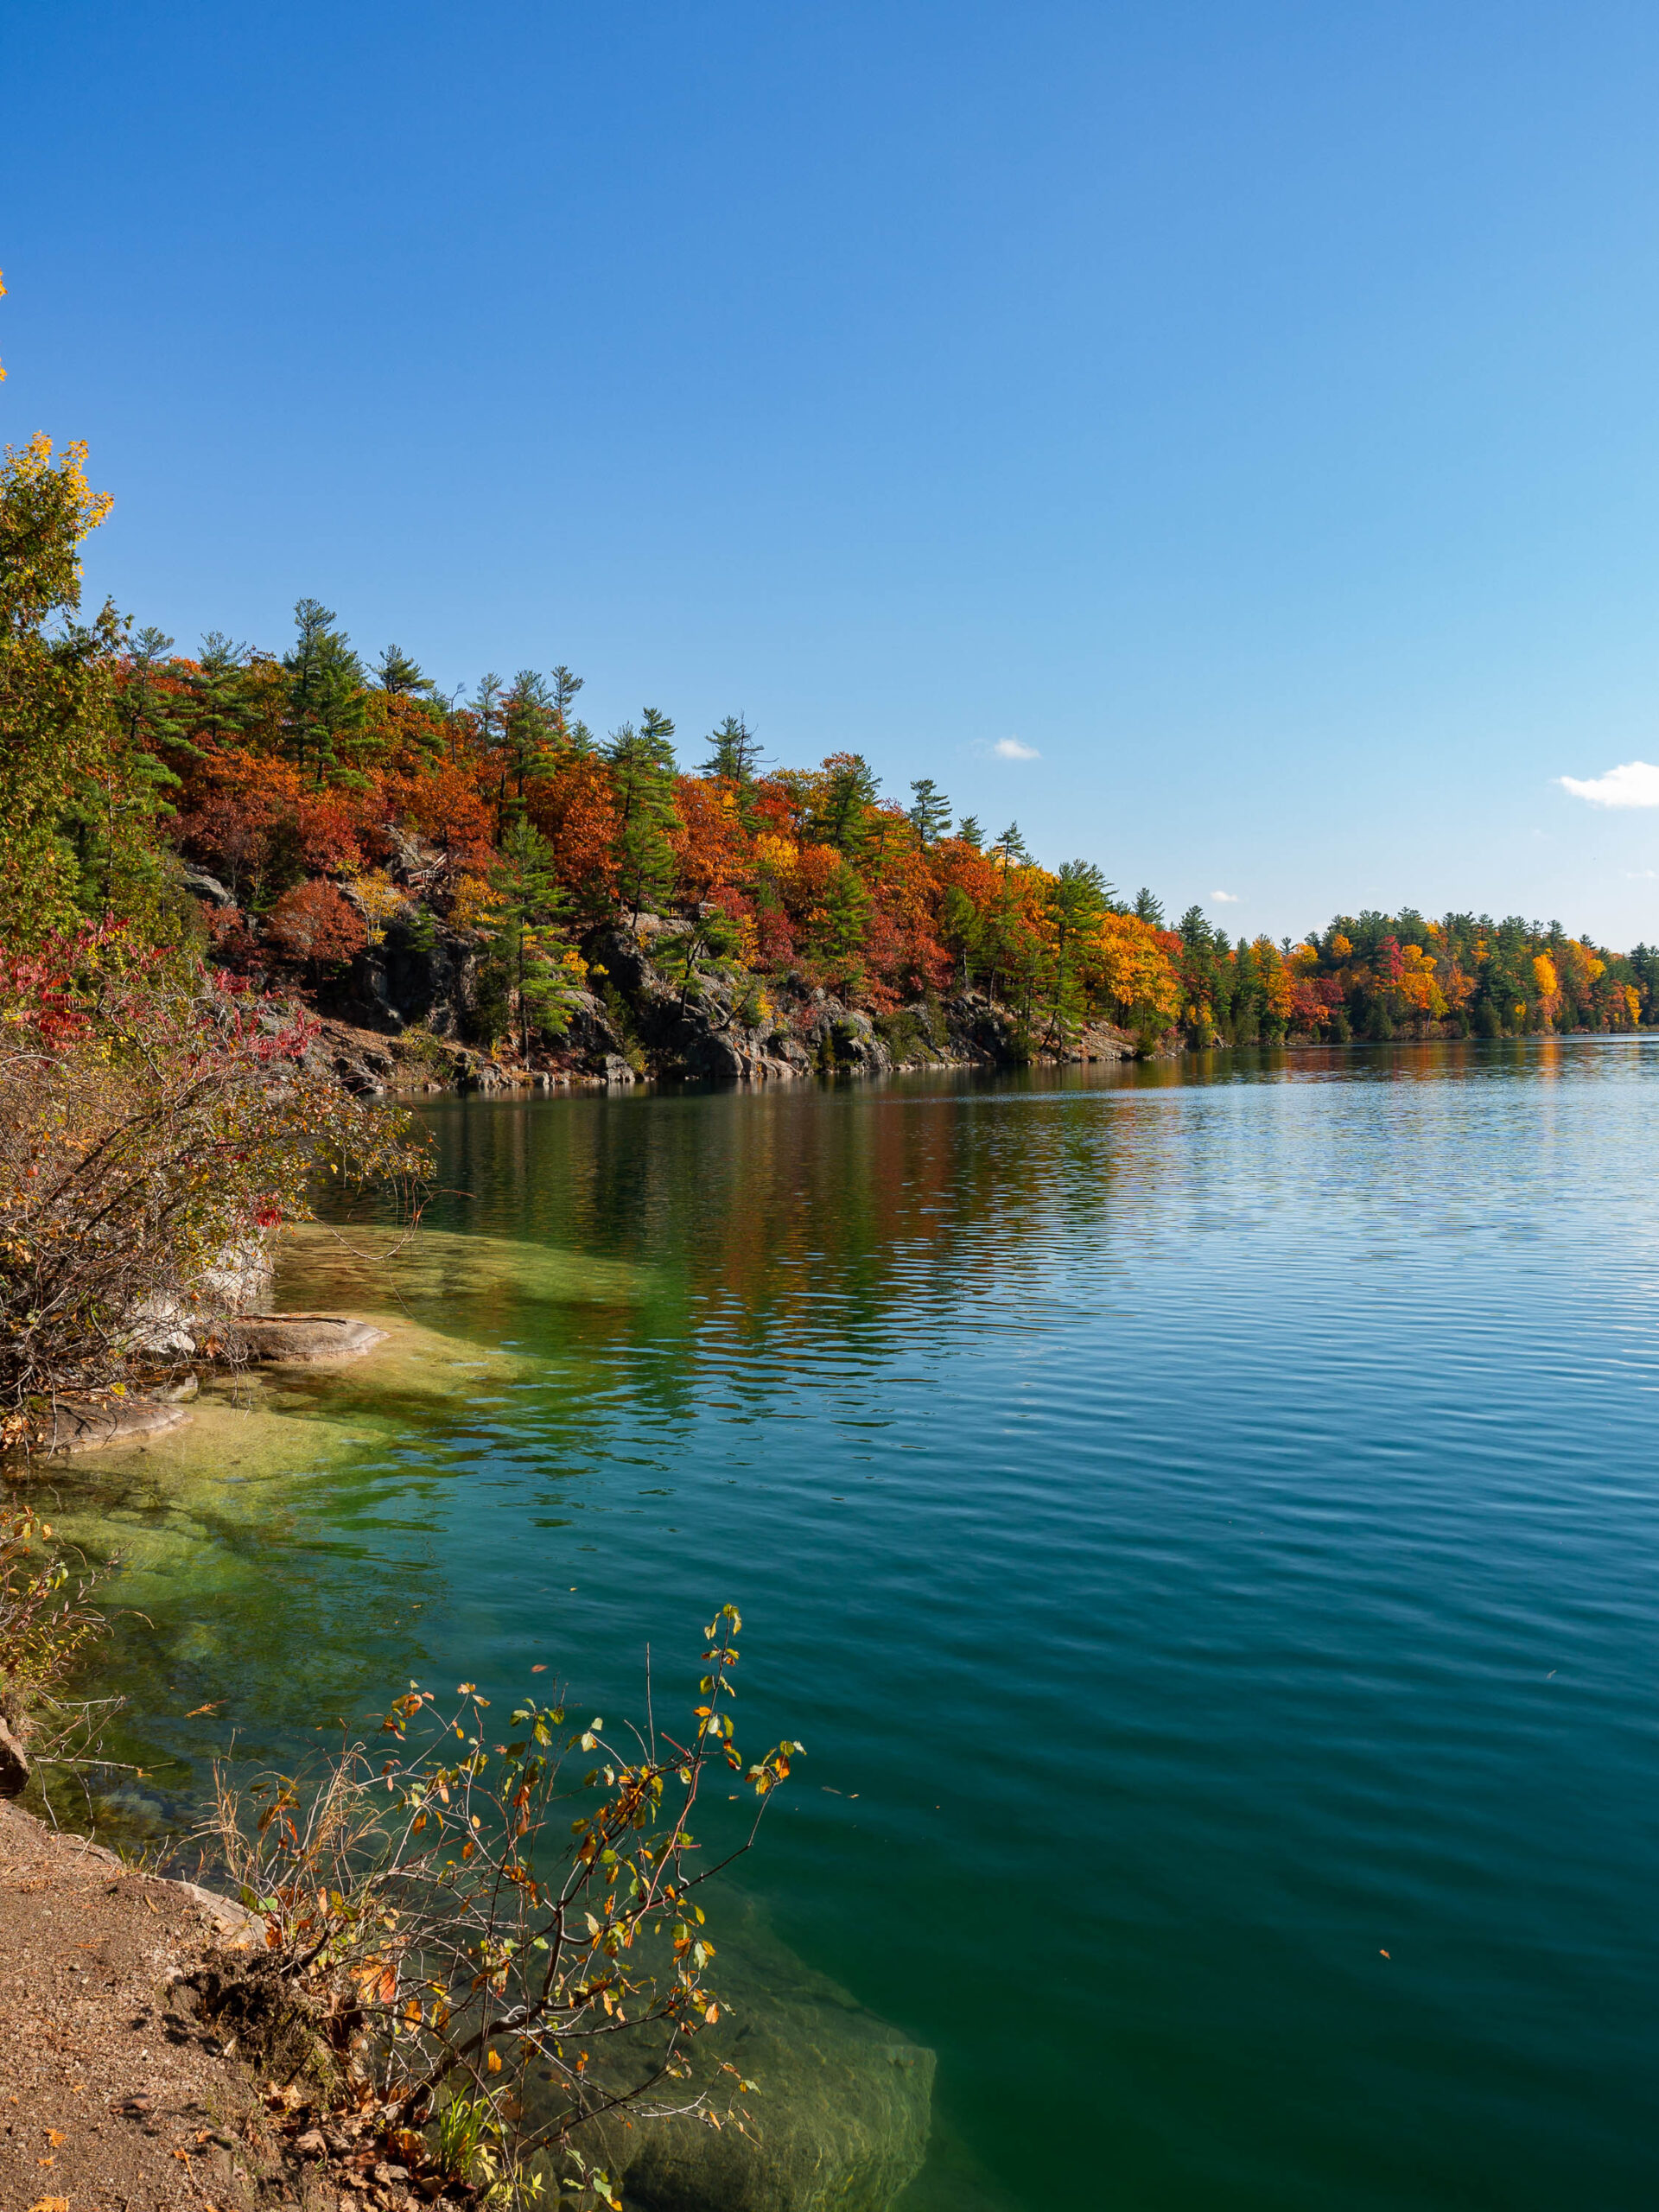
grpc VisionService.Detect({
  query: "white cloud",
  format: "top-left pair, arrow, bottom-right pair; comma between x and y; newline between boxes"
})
993,737 -> 1040,760
1558,760 -> 1659,807
1211,889 -> 1240,904
1627,868 -> 1659,880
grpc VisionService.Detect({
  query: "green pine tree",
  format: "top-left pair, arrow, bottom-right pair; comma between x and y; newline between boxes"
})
813,754 -> 880,858
283,599 -> 364,785
907,777 -> 952,846
1045,860 -> 1111,1043
607,711 -> 681,918
701,714 -> 766,781
372,644 -> 435,696
483,817 -> 582,1061
183,632 -> 257,753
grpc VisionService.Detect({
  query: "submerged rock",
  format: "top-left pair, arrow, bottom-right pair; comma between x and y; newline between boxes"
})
41,1397 -> 194,1454
217,1313 -> 387,1365
542,1905 -> 935,2212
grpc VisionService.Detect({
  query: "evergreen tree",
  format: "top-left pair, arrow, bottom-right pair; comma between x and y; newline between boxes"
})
939,882 -> 982,987
283,599 -> 364,785
956,815 -> 983,849
813,753 -> 880,857
482,818 -> 581,1060
701,714 -> 766,781
665,906 -> 743,1012
907,777 -> 952,846
471,671 -> 505,749
607,712 -> 681,918
503,670 -> 557,802
1133,887 -> 1164,926
995,821 -> 1031,869
118,627 -> 188,753
1044,859 -> 1111,1041
184,633 -> 256,752
1232,936 -> 1262,1044
549,664 -> 584,741
1176,905 -> 1220,1041
811,858 -> 872,988
372,644 -> 435,696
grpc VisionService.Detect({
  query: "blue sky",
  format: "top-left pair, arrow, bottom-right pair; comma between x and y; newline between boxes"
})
7,2 -> 1659,941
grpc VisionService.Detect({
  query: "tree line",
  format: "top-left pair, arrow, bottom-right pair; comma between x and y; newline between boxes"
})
3,432 -> 1652,1056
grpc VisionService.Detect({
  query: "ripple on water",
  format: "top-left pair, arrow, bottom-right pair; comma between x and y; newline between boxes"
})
41,1044 -> 1659,2211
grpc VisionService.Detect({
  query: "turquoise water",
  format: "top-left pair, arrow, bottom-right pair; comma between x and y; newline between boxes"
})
55,1040 -> 1659,2208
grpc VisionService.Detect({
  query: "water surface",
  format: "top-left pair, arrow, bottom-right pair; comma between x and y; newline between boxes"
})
53,1039 -> 1659,2209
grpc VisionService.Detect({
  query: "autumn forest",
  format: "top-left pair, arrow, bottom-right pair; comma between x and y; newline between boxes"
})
5,432 -> 1654,1058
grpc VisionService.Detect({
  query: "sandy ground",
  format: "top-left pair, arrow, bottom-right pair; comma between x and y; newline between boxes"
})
0,1797 -> 293,2212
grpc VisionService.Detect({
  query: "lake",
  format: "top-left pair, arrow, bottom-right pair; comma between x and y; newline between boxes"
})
56,1039 -> 1659,2209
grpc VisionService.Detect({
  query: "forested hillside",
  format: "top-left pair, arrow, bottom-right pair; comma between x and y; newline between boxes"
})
4,432 -> 1653,1069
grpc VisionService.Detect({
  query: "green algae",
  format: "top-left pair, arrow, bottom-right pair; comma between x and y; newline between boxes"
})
271,1220 -> 651,1325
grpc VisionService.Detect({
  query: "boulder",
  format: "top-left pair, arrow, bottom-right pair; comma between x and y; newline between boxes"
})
216,1314 -> 387,1365
1069,1020 -> 1135,1064
541,1909 -> 935,2212
181,862 -> 234,907
42,1397 -> 194,1453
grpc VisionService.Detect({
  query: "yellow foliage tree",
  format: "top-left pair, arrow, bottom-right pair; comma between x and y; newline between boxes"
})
0,433 -> 120,942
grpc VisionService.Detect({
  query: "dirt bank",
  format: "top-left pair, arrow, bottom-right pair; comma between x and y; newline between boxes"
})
0,1797 -> 287,2209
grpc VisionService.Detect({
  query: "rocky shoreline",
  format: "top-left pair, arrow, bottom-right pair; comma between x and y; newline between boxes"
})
2,1308 -> 947,2212
32,1313 -> 389,1461
0,1796 -> 943,2212
294,907 -> 1165,1098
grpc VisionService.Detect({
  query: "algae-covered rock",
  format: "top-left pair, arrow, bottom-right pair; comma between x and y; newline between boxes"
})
218,1313 -> 387,1364
42,1397 -> 194,1453
543,1905 -> 934,2212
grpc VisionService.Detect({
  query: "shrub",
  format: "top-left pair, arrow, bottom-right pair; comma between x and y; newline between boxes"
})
0,1501 -> 105,1705
208,1608 -> 802,2209
0,925 -> 427,1440
267,878 -> 368,970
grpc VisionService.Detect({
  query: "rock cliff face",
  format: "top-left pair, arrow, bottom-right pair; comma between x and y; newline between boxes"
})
315,905 -> 1160,1093
561,919 -> 1158,1084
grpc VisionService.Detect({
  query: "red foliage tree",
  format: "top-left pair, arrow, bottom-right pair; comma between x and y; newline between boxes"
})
383,762 -> 496,873
524,755 -> 620,915
294,788 -> 370,874
267,880 -> 367,973
178,754 -> 304,905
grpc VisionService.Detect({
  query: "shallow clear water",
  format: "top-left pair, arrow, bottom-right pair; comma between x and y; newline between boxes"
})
48,1039 -> 1659,2209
